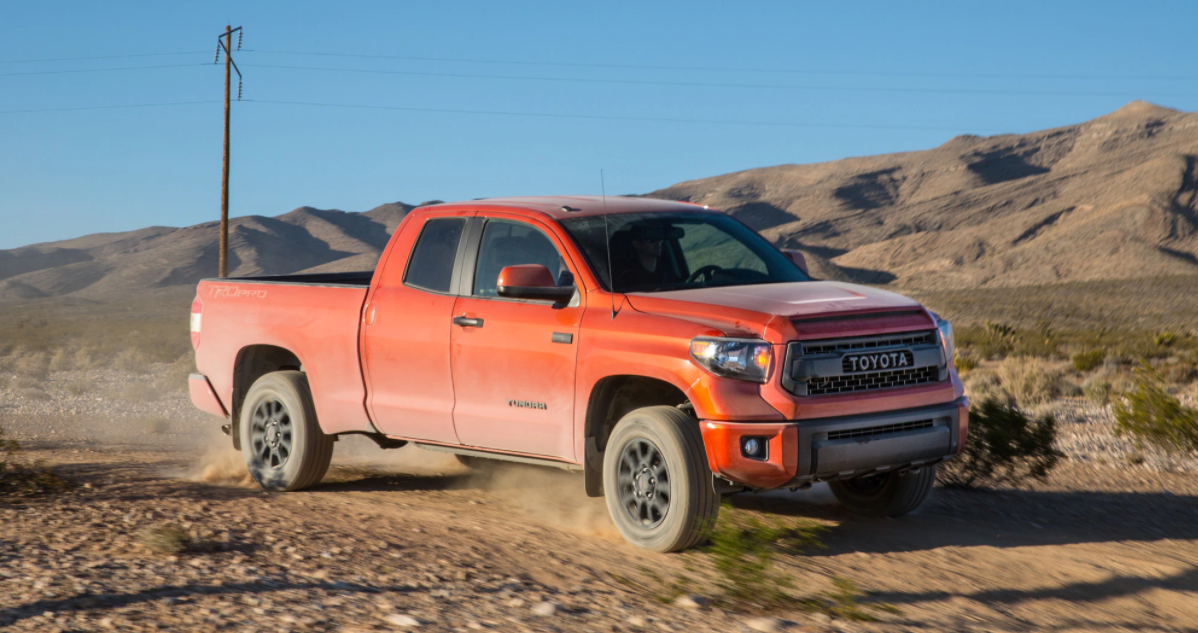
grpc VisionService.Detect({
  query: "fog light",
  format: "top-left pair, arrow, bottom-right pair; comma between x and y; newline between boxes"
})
741,437 -> 767,460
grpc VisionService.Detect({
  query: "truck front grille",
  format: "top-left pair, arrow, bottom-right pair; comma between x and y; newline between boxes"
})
827,419 -> 934,441
801,330 -> 937,356
806,365 -> 939,396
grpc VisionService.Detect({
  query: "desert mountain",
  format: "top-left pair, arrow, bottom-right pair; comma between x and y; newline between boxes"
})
3,101 -> 1196,301
650,100 -> 1198,290
0,202 -> 420,301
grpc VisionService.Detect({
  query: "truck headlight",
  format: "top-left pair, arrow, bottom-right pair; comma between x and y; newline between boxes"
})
689,337 -> 772,383
937,319 -> 955,365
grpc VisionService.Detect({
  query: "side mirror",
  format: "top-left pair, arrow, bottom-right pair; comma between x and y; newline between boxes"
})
496,264 -> 575,302
783,250 -> 809,275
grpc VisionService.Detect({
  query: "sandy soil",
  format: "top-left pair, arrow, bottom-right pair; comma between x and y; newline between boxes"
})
2,372 -> 1197,632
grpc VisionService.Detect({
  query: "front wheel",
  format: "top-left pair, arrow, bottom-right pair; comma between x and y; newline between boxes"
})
603,406 -> 720,552
239,371 -> 334,492
828,466 -> 937,517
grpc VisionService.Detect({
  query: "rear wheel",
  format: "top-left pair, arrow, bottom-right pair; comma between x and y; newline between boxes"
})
239,371 -> 333,492
603,406 -> 720,552
828,466 -> 937,517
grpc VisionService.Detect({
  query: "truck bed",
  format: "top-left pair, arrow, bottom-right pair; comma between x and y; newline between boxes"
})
208,271 -> 375,287
194,275 -> 374,436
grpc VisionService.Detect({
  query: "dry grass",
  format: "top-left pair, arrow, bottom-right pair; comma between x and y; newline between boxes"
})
909,275 -> 1198,333
996,357 -> 1075,407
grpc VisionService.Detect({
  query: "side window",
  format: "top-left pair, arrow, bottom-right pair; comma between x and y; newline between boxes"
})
404,218 -> 466,293
473,220 -> 568,297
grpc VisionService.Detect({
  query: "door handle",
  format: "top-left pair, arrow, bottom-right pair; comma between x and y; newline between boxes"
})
453,316 -> 484,328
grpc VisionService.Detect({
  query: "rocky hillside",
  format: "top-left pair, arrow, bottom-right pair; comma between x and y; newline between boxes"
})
0,203 -> 420,301
650,101 -> 1198,290
4,101 -> 1196,301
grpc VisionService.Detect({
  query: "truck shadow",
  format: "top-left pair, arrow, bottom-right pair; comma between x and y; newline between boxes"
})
729,484 -> 1198,555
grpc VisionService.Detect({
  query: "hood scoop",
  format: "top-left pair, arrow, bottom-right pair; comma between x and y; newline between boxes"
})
791,308 -> 933,339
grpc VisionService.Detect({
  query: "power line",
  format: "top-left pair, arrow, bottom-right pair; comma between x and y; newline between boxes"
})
242,98 -> 992,132
0,100 -> 219,114
243,48 -> 1198,82
241,63 -> 1198,98
0,63 -> 209,78
0,51 -> 208,65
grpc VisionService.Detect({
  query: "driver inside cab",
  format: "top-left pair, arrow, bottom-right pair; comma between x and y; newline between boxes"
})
613,223 -> 684,290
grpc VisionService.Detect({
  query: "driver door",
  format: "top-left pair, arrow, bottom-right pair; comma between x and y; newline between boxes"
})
449,216 -> 583,460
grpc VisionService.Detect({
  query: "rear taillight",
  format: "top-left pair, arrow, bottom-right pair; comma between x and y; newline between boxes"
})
190,297 -> 203,349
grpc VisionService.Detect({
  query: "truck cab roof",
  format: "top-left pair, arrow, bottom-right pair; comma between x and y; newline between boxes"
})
417,195 -> 714,220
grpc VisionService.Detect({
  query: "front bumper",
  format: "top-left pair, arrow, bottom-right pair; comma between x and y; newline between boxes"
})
700,397 -> 968,489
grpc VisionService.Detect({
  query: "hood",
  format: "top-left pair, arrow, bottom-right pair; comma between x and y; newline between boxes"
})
623,281 -> 931,341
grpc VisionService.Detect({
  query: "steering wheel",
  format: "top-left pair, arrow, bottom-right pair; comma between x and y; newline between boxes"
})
686,265 -> 723,284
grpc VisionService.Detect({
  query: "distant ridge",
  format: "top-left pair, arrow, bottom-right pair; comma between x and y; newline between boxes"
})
649,100 -> 1198,290
0,202 -> 417,302
3,101 -> 1197,301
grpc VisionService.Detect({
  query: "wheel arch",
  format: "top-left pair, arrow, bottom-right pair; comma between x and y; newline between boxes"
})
230,344 -> 304,450
582,374 -> 695,497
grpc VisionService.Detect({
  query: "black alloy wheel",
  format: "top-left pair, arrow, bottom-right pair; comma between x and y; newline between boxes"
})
249,397 -> 293,470
616,438 -> 672,528
238,371 -> 334,492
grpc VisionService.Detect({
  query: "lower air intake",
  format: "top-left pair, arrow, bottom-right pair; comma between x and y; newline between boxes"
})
827,419 -> 935,441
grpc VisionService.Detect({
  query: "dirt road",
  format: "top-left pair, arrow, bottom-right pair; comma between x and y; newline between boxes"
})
2,371 -> 1198,632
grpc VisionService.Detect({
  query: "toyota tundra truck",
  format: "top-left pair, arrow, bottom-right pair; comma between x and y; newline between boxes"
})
189,196 -> 967,552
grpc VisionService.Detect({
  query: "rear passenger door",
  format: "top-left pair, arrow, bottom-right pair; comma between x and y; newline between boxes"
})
361,212 -> 473,443
449,216 -> 583,460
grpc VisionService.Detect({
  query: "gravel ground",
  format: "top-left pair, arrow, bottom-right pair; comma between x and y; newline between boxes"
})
2,367 -> 1198,632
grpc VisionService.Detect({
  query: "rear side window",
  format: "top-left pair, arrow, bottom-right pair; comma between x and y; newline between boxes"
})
404,218 -> 466,293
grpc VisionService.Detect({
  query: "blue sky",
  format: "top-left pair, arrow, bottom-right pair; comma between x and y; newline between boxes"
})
2,1 -> 1197,249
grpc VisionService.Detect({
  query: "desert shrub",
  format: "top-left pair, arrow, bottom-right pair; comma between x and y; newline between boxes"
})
157,354 -> 195,393
1072,349 -> 1106,373
64,376 -> 97,396
13,352 -> 50,380
1161,360 -> 1198,386
703,513 -> 823,610
138,524 -> 191,555
118,382 -> 162,402
1082,377 -> 1113,406
0,425 -> 73,497
996,356 -> 1067,406
52,347 -> 103,372
114,348 -> 151,375
1155,330 -> 1177,348
1112,363 -> 1198,454
953,349 -> 978,373
938,399 -> 1063,488
963,370 -> 1008,405
141,417 -> 170,435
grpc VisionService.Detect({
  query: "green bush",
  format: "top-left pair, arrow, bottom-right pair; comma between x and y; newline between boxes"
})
1155,331 -> 1177,348
703,513 -> 824,611
1112,363 -> 1198,454
1072,349 -> 1106,372
938,399 -> 1063,488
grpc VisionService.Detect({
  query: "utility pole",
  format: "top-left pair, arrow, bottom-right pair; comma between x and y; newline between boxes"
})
215,25 -> 242,277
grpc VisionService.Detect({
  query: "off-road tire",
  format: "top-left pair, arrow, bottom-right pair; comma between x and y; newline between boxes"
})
239,371 -> 333,492
602,406 -> 720,552
828,465 -> 937,517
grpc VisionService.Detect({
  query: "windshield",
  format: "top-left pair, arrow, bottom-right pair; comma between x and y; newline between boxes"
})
559,211 -> 810,293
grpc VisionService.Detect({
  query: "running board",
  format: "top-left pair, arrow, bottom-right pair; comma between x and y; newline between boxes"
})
415,443 -> 583,472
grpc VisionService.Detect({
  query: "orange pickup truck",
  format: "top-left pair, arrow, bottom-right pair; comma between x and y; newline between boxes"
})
189,196 -> 967,551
